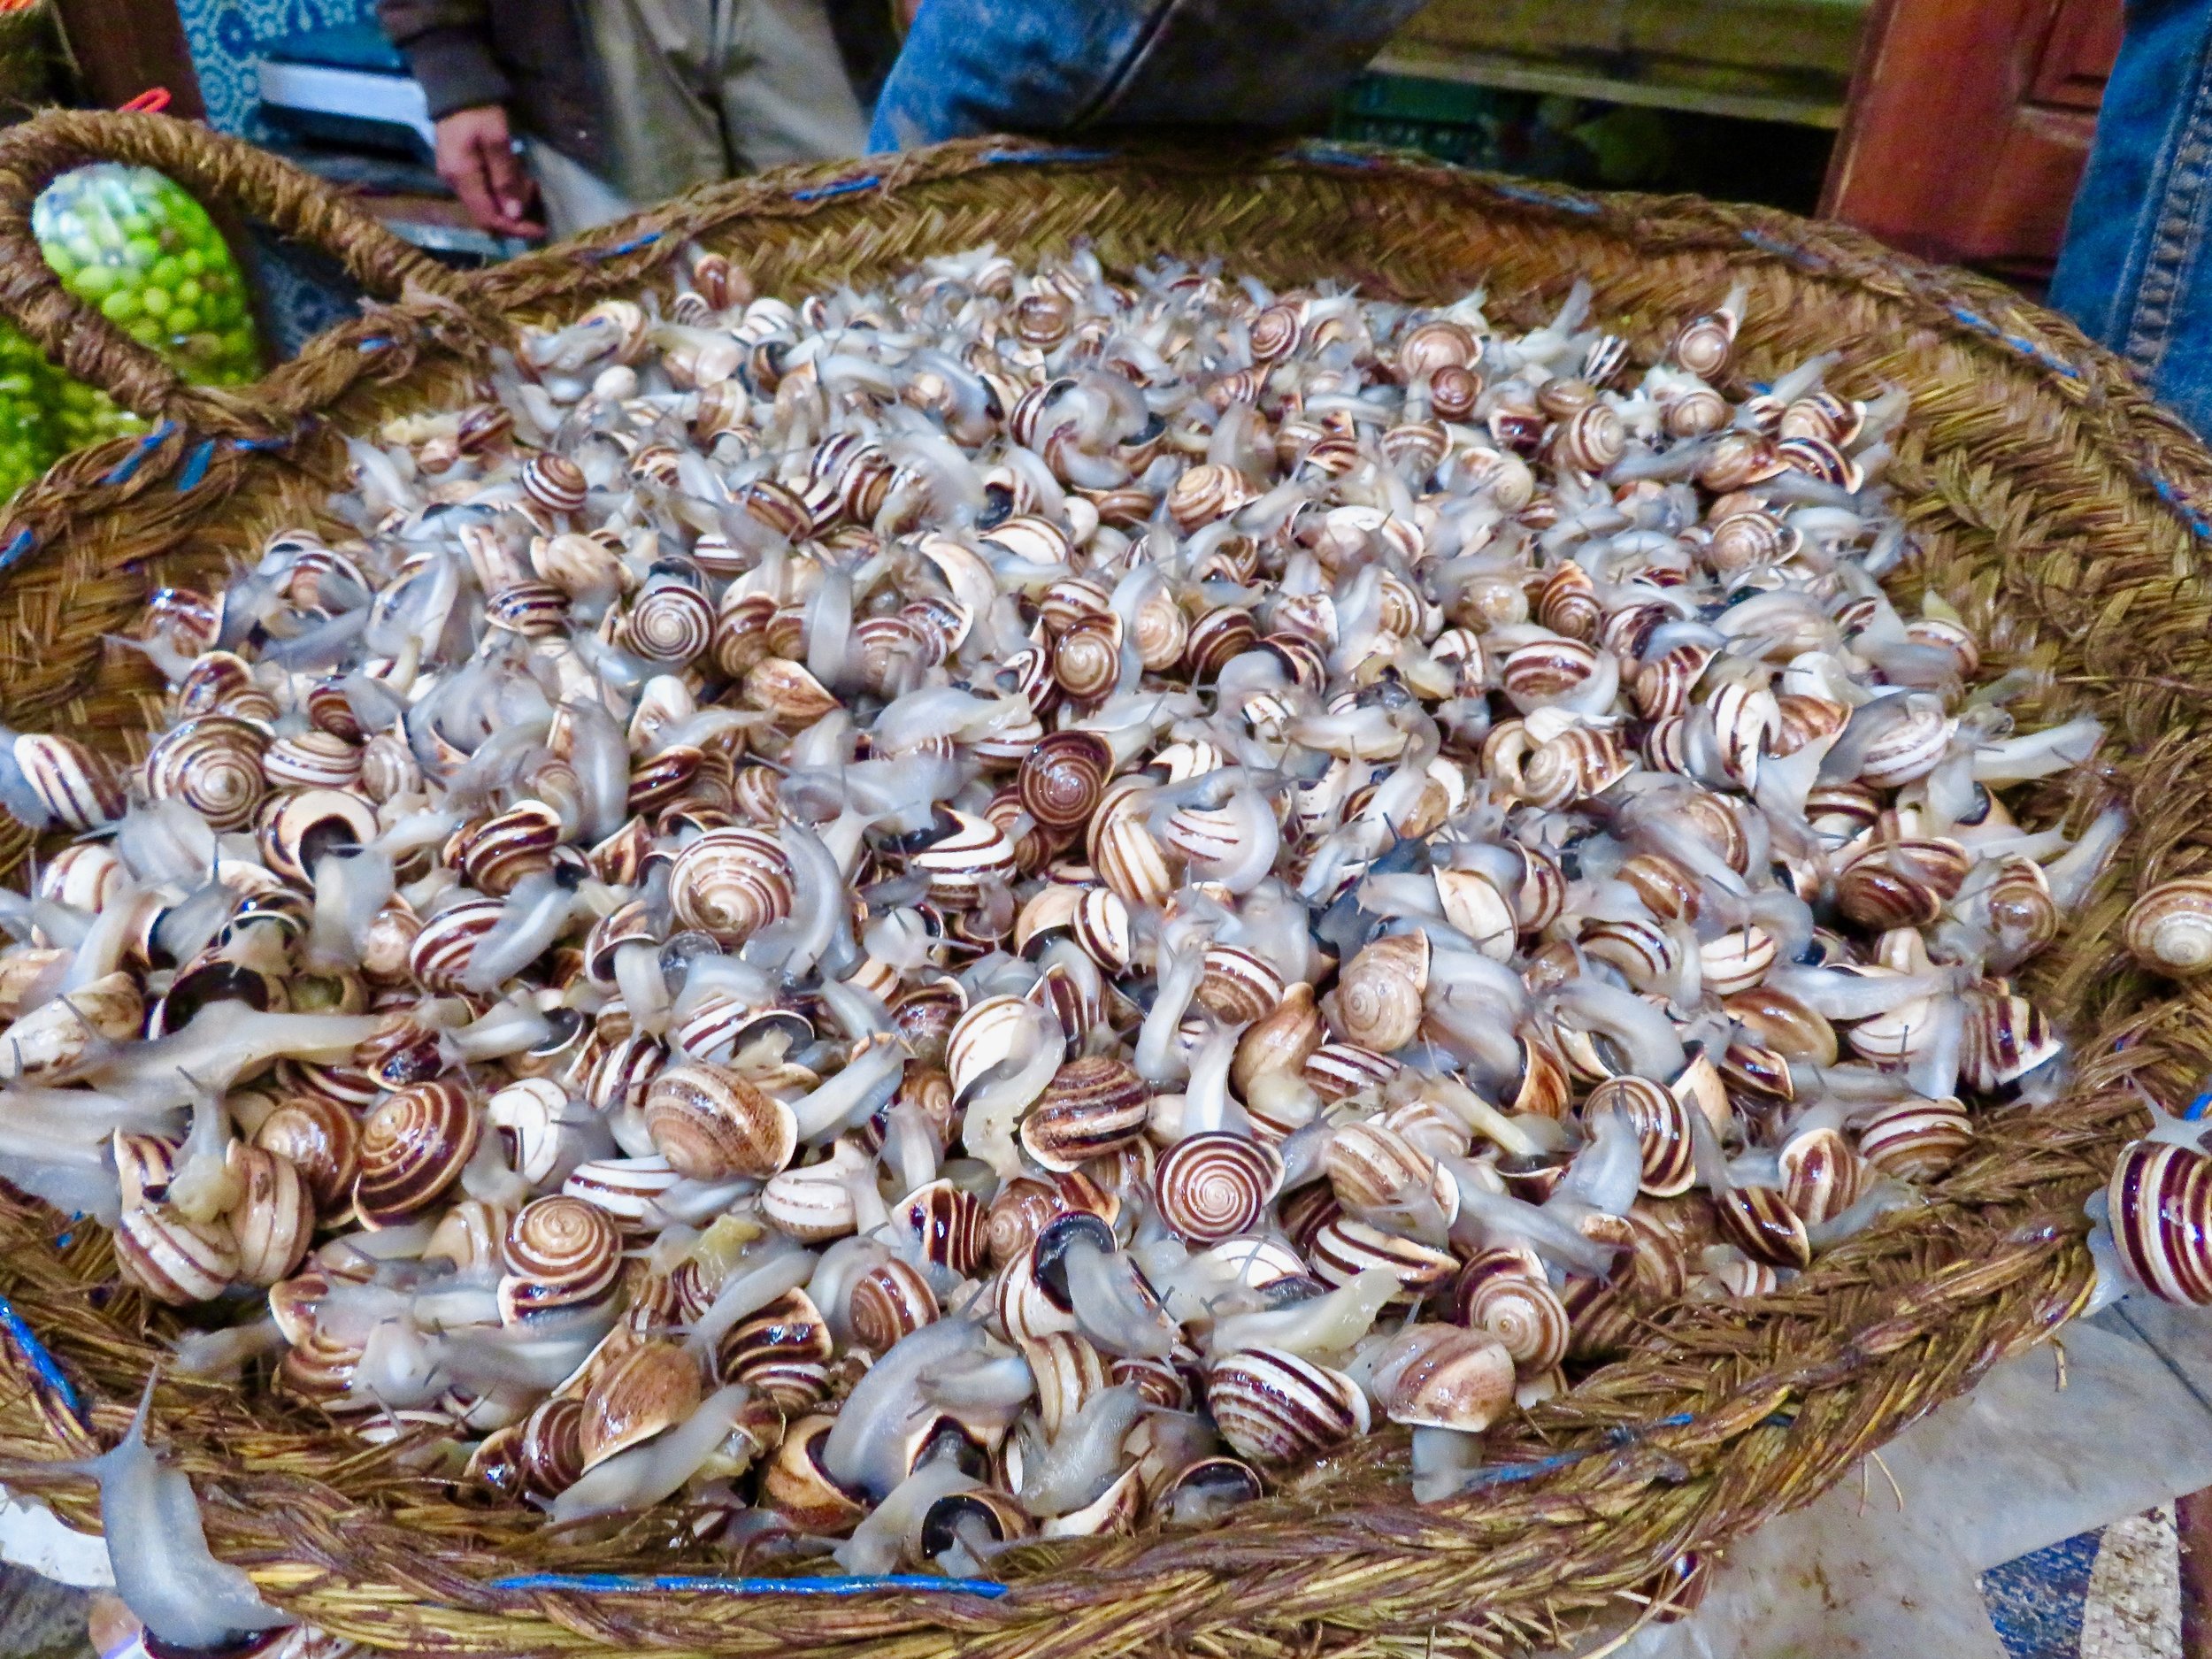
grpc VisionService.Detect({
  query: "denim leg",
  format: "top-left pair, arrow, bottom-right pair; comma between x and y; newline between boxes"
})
869,0 -> 1425,150
2051,0 -> 2212,433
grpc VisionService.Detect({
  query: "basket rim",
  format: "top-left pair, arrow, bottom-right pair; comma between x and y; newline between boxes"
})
0,130 -> 2192,1659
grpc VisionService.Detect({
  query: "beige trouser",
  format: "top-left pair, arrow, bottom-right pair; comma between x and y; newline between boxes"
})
529,0 -> 870,235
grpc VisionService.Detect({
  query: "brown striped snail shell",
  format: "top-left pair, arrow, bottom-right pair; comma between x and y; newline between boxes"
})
426,1197 -> 513,1276
1302,1041 -> 1402,1102
257,787 -> 379,884
1537,562 -> 1601,641
1020,1055 -> 1148,1172
761,1413 -> 867,1536
1369,1322 -> 1516,1432
356,1079 -> 480,1228
500,1194 -> 624,1324
1699,925 -> 1778,997
227,1142 -> 315,1286
1398,318 -> 1477,379
670,827 -> 793,945
849,1256 -> 940,1354
1984,855 -> 2059,966
1324,1119 -> 1445,1214
1231,982 -> 1325,1098
718,1286 -> 833,1411
144,715 -> 269,831
357,728 -> 422,803
1500,635 -> 1601,710
1959,983 -> 2062,1092
1154,1132 -> 1284,1245
1777,1125 -> 1871,1227
253,1094 -> 359,1215
644,1058 -> 797,1182
522,453 -> 588,515
895,1177 -> 990,1278
2124,878 -> 2212,978
1207,1347 -> 1371,1464
2108,1134 -> 2212,1303
914,809 -> 1020,904
561,1156 -> 683,1234
624,569 -> 715,664
1551,402 -> 1625,472
580,1339 -> 704,1469
1183,605 -> 1260,682
1836,836 -> 1970,930
1166,463 -> 1257,533
1451,1248 -> 1571,1371
1713,1183 -> 1811,1270
1309,1215 -> 1458,1302
263,730 -> 365,791
1051,612 -> 1125,702
1023,1329 -> 1110,1440
1856,1095 -> 1973,1181
743,657 -> 841,726
116,1204 -> 239,1306
1672,307 -> 1738,376
449,802 -> 565,897
0,968 -> 141,1081
8,733 -> 124,832
1855,698 -> 1954,788
1332,930 -> 1430,1053
1189,945 -> 1285,1025
407,895 -> 508,994
517,1395 -> 588,1496
1018,730 -> 1113,833
1586,1074 -> 1694,1198
760,1137 -> 876,1241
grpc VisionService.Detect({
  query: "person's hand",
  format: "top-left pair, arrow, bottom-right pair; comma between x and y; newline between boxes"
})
434,105 -> 543,238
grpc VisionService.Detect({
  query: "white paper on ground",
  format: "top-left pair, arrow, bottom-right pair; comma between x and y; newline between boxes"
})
0,1488 -> 110,1588
1609,1298 -> 2212,1659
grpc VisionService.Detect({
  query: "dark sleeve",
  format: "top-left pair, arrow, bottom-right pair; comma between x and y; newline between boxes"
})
376,0 -> 512,120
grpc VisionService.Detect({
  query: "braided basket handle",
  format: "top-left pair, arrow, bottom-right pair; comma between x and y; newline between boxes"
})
0,110 -> 474,438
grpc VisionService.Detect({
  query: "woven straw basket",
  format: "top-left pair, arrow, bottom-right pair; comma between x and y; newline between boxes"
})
0,109 -> 2198,1659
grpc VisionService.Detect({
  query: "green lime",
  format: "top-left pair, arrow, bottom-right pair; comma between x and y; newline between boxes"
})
97,288 -> 140,323
68,264 -> 117,300
138,287 -> 170,318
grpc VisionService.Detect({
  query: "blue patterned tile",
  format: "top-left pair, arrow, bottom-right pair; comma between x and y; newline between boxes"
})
174,0 -> 379,136
1981,1528 -> 2103,1659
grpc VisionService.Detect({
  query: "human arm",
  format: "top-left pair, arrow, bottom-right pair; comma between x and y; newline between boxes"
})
375,0 -> 542,236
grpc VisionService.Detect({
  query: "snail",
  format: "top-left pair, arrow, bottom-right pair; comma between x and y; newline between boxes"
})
0,242 -> 2114,1554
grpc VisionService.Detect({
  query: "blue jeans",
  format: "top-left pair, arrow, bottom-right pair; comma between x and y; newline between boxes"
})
2053,0 -> 2212,434
867,0 -> 1425,151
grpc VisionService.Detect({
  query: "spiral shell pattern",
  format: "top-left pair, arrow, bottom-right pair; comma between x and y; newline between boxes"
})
1155,1132 -> 1283,1245
522,454 -> 588,514
670,827 -> 793,944
1020,1055 -> 1148,1172
2125,878 -> 2212,977
1309,1215 -> 1458,1302
1856,1095 -> 1973,1181
13,733 -> 125,831
625,577 -> 715,664
1206,1348 -> 1370,1465
356,1079 -> 480,1228
2109,1137 -> 2212,1304
1018,730 -> 1112,833
1452,1249 -> 1570,1371
408,895 -> 508,993
718,1286 -> 833,1410
500,1194 -> 623,1324
848,1257 -> 940,1354
144,715 -> 269,831
643,1059 -> 796,1181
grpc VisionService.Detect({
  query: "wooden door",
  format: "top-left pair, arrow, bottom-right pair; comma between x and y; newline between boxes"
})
1821,0 -> 2121,278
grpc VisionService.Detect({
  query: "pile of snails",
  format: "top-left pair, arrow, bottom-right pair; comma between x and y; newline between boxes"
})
0,242 -> 2127,1575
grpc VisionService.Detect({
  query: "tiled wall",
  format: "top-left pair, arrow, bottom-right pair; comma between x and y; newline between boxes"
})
173,0 -> 377,137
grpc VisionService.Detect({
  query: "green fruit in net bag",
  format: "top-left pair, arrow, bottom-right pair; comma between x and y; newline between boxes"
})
0,325 -> 58,502
32,164 -> 264,454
